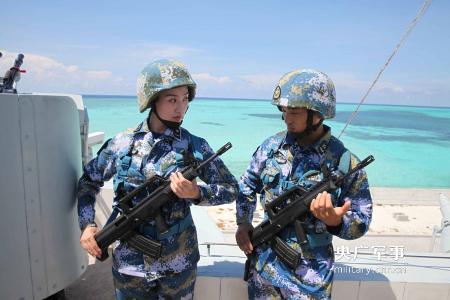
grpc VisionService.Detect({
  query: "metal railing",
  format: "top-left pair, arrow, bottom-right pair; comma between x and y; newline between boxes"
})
200,242 -> 239,257
430,193 -> 450,253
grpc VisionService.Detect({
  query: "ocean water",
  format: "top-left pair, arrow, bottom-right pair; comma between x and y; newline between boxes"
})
84,96 -> 450,188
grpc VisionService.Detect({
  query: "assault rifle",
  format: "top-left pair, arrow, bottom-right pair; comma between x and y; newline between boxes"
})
0,53 -> 26,93
95,142 -> 232,261
244,155 -> 374,280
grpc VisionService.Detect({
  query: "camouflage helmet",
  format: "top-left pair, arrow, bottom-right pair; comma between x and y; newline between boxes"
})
136,59 -> 197,112
272,69 -> 336,119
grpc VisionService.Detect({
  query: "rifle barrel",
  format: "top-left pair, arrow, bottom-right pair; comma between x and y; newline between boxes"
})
196,142 -> 232,169
251,155 -> 375,247
94,142 -> 233,256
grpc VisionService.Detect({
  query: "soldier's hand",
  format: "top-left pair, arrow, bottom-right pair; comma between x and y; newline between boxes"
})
235,223 -> 254,255
80,226 -> 102,258
310,191 -> 351,226
170,172 -> 201,200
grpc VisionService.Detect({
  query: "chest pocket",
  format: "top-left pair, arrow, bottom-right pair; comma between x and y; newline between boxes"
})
261,158 -> 281,190
159,133 -> 204,224
262,144 -> 293,188
114,135 -> 140,196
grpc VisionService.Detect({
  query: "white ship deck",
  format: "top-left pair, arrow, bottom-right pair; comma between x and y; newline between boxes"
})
64,184 -> 450,300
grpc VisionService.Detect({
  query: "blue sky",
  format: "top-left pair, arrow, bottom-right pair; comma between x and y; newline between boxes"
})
1,0 -> 449,107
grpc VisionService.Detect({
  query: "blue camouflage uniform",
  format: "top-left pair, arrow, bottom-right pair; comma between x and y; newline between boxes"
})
78,118 -> 238,299
236,126 -> 372,300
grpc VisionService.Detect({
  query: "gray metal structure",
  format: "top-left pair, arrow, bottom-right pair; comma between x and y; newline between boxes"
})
0,93 -> 88,299
439,193 -> 450,253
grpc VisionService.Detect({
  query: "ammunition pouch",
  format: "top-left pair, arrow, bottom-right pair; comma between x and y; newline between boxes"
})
272,223 -> 333,270
124,212 -> 194,259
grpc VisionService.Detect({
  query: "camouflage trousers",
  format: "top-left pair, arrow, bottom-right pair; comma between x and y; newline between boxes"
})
112,266 -> 196,300
247,269 -> 331,300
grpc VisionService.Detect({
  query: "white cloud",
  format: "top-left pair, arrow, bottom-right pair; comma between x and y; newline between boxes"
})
330,71 -> 450,106
331,73 -> 367,89
332,72 -> 412,94
2,49 -> 447,106
330,72 -> 405,101
373,82 -> 404,93
193,72 -> 231,84
0,50 -> 119,94
86,70 -> 112,80
191,72 -> 280,99
238,73 -> 281,90
66,65 -> 79,73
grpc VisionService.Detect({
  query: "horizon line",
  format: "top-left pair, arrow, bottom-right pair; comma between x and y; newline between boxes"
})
82,94 -> 450,109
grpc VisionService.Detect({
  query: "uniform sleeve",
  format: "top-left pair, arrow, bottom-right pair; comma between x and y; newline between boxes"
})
327,154 -> 373,240
236,145 -> 266,225
196,139 -> 239,206
77,139 -> 118,230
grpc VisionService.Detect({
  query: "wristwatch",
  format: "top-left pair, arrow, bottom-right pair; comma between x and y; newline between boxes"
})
81,222 -> 97,231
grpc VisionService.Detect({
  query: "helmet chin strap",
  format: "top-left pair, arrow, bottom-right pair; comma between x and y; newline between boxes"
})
150,103 -> 183,131
286,110 -> 324,140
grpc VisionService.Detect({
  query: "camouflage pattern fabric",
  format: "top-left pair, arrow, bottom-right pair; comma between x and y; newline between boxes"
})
136,59 -> 197,112
77,118 -> 238,282
236,126 -> 372,299
272,69 -> 336,119
248,268 -> 326,300
112,265 -> 196,300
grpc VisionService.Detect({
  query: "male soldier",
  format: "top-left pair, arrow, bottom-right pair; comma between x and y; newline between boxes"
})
78,59 -> 238,299
235,69 -> 372,299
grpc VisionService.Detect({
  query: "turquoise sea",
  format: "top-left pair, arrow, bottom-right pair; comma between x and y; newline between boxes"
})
84,96 -> 450,188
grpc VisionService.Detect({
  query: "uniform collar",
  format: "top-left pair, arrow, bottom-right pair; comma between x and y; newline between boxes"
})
283,125 -> 332,155
135,118 -> 183,141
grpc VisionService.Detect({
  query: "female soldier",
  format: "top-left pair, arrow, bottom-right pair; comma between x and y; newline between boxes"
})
77,59 -> 238,299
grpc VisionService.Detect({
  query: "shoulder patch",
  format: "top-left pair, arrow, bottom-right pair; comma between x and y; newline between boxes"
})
273,85 -> 281,100
318,140 -> 328,155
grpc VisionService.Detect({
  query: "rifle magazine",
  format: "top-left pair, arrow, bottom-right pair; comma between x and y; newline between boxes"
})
127,232 -> 162,259
272,236 -> 300,270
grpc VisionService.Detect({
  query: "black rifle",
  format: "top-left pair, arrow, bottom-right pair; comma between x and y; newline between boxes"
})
1,53 -> 25,93
243,155 -> 374,280
95,142 -> 232,261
